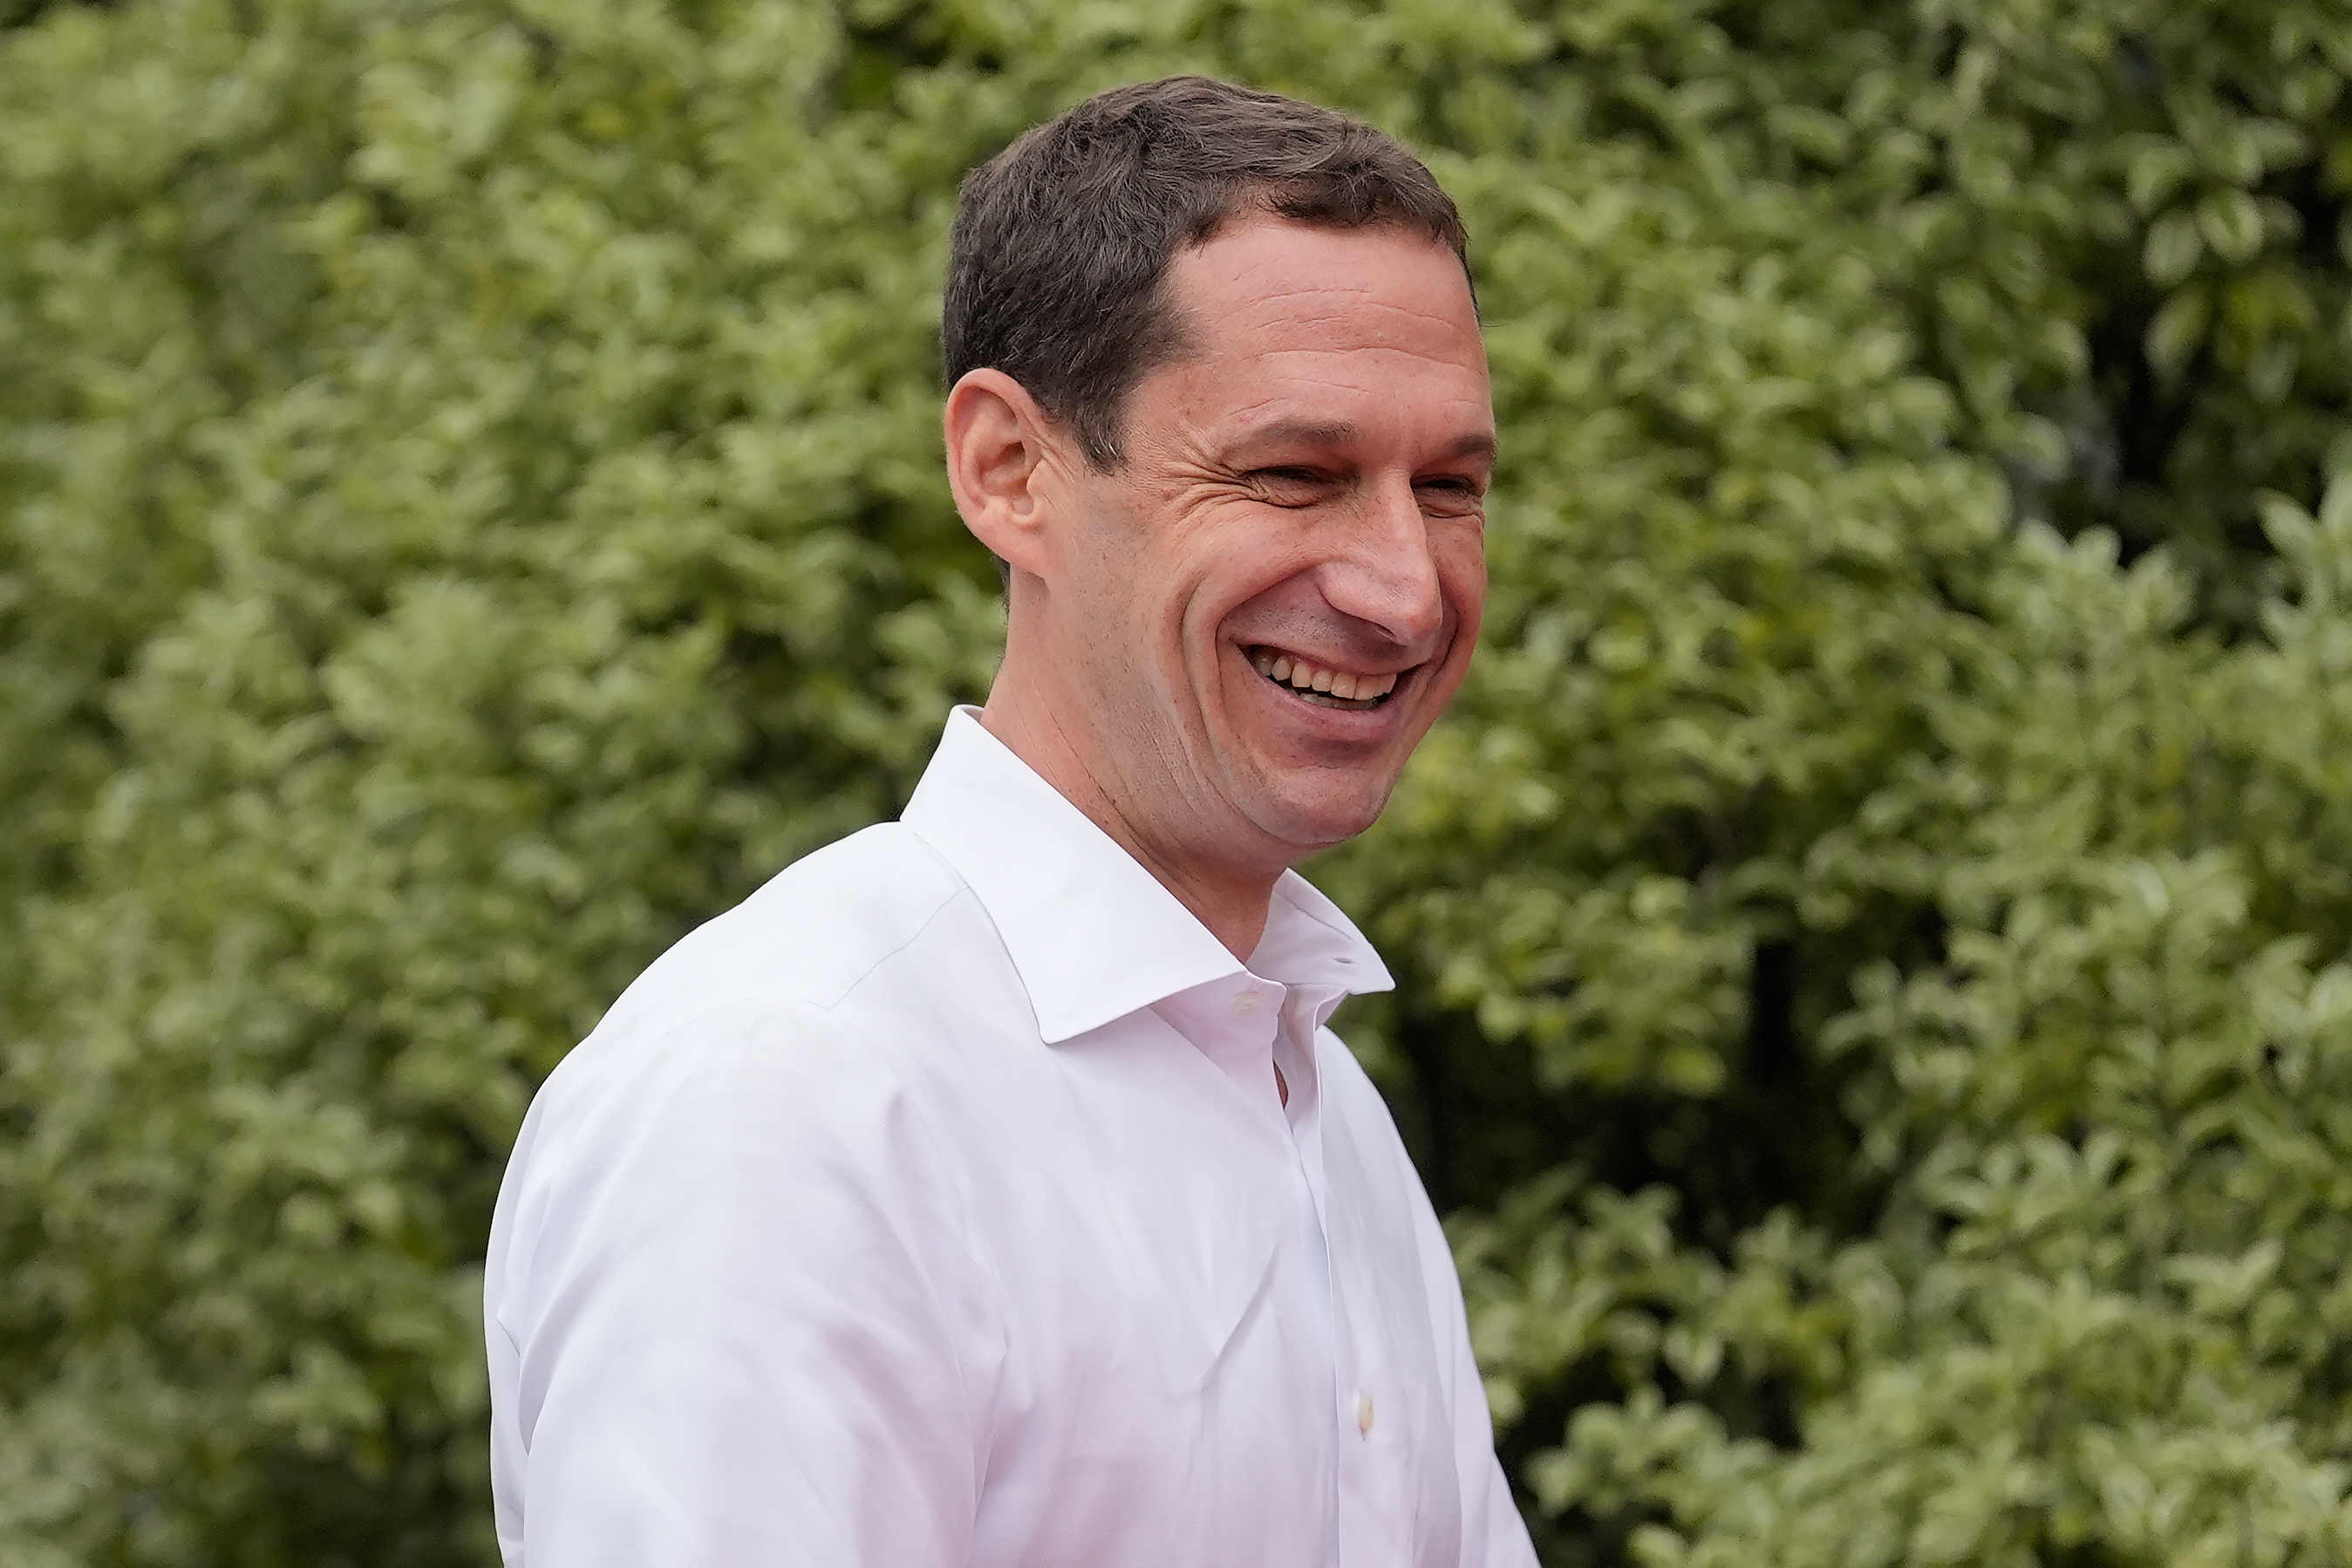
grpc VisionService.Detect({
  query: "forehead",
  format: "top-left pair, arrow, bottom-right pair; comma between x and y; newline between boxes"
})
1144,218 -> 1491,451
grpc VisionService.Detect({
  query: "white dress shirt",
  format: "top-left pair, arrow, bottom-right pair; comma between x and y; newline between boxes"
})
486,707 -> 1537,1568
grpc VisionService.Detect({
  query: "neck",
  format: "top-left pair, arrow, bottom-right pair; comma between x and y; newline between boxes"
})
977,691 -> 1282,963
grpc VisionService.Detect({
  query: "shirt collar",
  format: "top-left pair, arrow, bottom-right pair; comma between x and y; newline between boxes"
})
900,707 -> 1392,1044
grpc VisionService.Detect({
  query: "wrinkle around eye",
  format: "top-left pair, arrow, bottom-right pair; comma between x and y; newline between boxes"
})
1415,485 -> 1487,519
1240,469 -> 1341,507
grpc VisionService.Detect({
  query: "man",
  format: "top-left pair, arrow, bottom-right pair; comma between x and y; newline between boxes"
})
485,75 -> 1535,1568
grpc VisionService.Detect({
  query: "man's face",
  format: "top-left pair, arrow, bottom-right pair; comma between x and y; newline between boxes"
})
1051,216 -> 1493,877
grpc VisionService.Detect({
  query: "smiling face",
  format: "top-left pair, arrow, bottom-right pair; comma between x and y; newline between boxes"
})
953,215 -> 1493,943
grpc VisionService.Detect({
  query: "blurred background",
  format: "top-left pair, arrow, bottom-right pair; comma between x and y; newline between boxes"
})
10,0 -> 2352,1562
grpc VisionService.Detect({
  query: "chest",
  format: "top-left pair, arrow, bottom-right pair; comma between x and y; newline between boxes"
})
937,1017 -> 1466,1568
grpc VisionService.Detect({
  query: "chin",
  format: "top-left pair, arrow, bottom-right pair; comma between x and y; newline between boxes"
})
1252,783 -> 1394,856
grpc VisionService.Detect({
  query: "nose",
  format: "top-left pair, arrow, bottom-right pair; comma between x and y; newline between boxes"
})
1315,475 -> 1451,656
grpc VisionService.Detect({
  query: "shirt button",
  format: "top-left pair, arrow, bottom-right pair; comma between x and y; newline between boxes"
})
1230,988 -> 1265,1016
1354,1391 -> 1374,1433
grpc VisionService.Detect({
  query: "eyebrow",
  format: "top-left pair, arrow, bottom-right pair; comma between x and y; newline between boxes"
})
1435,430 -> 1500,466
1217,420 -> 1499,467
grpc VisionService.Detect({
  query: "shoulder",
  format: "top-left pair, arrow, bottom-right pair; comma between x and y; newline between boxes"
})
1317,1025 -> 1449,1237
513,823 -> 985,1177
494,826 -> 989,1248
603,821 -> 967,1028
1318,1026 -> 1409,1149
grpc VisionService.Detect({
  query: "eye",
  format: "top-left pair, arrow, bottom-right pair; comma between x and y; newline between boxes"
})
1246,467 -> 1336,505
1415,474 -> 1488,515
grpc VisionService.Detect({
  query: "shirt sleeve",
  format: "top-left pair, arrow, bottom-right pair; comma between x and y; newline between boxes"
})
1408,1177 -> 1541,1568
1457,1389 -> 1540,1568
486,998 -> 999,1568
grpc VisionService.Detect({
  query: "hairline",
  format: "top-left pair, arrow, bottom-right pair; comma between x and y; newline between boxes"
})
1072,204 -> 1478,474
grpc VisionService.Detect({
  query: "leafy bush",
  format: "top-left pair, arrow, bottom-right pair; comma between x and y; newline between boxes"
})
8,0 -> 2352,1563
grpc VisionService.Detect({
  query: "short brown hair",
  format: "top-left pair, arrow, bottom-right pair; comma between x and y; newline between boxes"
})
942,76 -> 1471,468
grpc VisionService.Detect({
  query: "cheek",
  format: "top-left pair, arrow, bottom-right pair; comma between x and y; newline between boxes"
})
1436,531 -> 1489,642
1131,505 -> 1266,644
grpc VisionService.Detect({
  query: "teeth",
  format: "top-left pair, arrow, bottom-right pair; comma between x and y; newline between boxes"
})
1248,647 -> 1402,706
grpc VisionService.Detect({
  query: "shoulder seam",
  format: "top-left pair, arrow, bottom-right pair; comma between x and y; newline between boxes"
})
815,879 -> 981,1016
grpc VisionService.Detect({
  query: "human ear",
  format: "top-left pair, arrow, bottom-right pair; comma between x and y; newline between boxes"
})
944,369 -> 1073,579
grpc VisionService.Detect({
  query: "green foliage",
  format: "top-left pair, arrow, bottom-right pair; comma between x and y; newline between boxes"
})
9,0 -> 2352,1563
